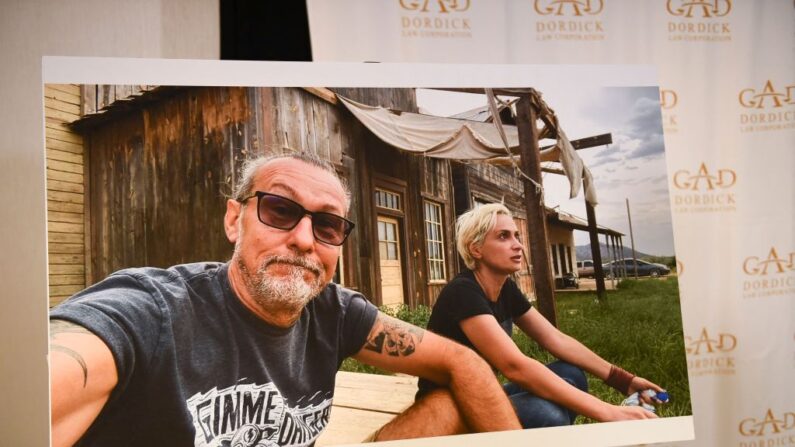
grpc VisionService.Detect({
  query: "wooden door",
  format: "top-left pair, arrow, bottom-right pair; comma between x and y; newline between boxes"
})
377,215 -> 404,307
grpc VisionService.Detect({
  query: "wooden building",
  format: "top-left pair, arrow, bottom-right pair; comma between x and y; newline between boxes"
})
57,86 -> 458,308
45,84 -> 87,307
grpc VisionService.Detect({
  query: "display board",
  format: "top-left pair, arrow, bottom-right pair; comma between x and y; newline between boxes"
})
307,1 -> 795,446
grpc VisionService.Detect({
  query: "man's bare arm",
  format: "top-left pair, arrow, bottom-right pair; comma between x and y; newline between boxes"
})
50,319 -> 118,447
353,312 -> 521,433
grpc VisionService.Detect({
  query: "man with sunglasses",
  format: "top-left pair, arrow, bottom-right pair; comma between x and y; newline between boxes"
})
49,153 -> 520,446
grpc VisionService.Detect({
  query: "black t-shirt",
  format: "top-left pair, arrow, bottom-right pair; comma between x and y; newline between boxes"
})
418,270 -> 532,395
50,262 -> 378,447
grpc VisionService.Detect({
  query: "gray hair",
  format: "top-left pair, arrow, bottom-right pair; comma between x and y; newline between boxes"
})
232,152 -> 351,211
456,203 -> 512,270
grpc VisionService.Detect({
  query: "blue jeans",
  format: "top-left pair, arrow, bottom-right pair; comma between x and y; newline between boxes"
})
503,361 -> 588,428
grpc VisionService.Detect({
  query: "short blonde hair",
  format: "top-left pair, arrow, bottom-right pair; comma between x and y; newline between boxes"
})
456,203 -> 512,270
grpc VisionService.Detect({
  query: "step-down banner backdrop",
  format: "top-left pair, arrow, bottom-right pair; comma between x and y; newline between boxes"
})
307,1 -> 795,446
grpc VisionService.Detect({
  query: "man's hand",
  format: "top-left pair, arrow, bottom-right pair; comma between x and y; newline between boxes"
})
353,312 -> 521,437
50,320 -> 118,447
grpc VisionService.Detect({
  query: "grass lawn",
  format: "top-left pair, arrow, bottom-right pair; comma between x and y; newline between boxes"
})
340,276 -> 691,422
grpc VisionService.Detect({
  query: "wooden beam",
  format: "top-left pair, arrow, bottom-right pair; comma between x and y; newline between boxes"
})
303,87 -> 338,105
541,167 -> 565,175
516,95 -> 557,326
540,133 -> 613,151
586,201 -> 606,301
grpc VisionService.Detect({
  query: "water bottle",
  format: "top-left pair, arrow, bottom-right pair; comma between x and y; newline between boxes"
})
621,389 -> 669,413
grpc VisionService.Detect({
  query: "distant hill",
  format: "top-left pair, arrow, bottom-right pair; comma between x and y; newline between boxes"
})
575,244 -> 654,261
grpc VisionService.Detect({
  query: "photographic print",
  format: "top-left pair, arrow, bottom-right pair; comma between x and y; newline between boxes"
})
44,59 -> 692,447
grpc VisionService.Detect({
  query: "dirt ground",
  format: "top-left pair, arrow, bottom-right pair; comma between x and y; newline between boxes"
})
559,274 -> 677,292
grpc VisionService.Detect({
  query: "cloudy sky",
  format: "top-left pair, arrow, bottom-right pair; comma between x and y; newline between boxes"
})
416,86 -> 675,256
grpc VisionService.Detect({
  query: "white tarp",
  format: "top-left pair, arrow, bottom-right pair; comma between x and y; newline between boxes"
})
338,95 -> 597,205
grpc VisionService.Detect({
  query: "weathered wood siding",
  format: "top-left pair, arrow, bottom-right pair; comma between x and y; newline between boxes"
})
46,84 -> 86,306
331,89 -> 456,307
84,87 -> 255,282
82,85 -> 156,116
419,157 -> 456,304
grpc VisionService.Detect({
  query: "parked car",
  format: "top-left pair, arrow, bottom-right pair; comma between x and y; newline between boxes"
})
602,258 -> 671,278
576,260 -> 595,278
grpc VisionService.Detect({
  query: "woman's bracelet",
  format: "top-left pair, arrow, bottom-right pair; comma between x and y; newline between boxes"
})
605,364 -> 635,395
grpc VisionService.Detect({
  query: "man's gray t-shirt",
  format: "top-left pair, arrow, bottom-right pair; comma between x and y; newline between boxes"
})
50,262 -> 378,447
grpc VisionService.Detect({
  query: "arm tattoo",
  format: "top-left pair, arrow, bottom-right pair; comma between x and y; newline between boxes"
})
50,320 -> 92,387
364,314 -> 425,357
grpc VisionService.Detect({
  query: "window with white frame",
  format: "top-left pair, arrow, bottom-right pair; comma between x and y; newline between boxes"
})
424,201 -> 446,282
375,188 -> 401,211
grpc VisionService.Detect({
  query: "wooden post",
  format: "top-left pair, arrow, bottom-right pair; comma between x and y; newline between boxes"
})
586,201 -> 606,300
516,95 -> 557,326
619,236 -> 626,277
626,198 -> 639,279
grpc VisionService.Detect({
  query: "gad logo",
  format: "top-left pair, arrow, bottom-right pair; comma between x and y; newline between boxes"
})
660,89 -> 679,134
399,0 -> 473,39
738,409 -> 795,447
671,163 -> 736,213
666,0 -> 732,42
739,80 -> 795,133
742,247 -> 795,299
533,0 -> 605,42
684,328 -> 736,377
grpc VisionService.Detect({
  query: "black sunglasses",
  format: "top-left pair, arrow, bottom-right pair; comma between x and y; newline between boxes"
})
238,191 -> 355,246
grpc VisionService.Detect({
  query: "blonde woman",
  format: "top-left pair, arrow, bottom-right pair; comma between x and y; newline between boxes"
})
417,203 -> 663,428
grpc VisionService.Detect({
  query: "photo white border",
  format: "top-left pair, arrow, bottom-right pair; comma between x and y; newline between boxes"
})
42,56 -> 693,447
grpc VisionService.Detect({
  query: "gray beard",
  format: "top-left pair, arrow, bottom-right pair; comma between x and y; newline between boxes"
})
236,253 -> 326,316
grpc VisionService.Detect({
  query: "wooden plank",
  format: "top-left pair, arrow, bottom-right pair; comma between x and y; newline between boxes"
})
48,221 -> 84,234
45,106 -> 80,123
45,100 -> 81,118
331,384 -> 416,414
50,296 -> 70,307
46,137 -> 83,154
46,148 -> 83,165
47,190 -> 84,205
46,84 -> 81,96
45,119 -> 75,133
48,263 -> 84,275
47,168 -> 83,184
48,243 -> 83,254
44,86 -> 81,105
315,407 -> 394,447
47,159 -> 83,174
83,132 -> 92,287
116,85 -> 133,101
49,284 -> 83,297
98,85 -> 115,110
48,274 -> 85,286
335,371 -> 418,390
49,253 -> 84,265
48,200 -> 83,214
303,87 -> 338,105
47,179 -> 84,194
82,84 -> 97,115
47,210 -> 83,224
46,127 -> 82,145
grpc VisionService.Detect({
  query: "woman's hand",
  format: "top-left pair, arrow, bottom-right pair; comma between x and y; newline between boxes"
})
604,404 -> 658,421
628,376 -> 665,404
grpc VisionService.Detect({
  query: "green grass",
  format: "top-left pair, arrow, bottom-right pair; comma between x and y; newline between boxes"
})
515,277 -> 691,421
341,277 -> 691,421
